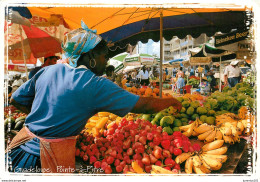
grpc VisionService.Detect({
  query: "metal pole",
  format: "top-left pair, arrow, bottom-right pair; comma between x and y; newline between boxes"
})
19,24 -> 29,80
219,57 -> 222,92
159,10 -> 163,98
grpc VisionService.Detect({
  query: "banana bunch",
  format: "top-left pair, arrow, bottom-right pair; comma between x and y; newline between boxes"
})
84,112 -> 121,136
179,119 -> 202,137
175,140 -> 228,174
180,114 -> 254,144
215,113 -> 239,126
151,165 -> 178,174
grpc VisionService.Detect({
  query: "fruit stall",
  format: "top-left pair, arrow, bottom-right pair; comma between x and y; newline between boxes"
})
4,82 -> 256,174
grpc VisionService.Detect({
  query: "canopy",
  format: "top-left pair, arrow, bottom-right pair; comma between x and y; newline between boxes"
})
108,52 -> 128,73
125,53 -> 155,65
189,44 -> 236,64
28,5 -> 251,49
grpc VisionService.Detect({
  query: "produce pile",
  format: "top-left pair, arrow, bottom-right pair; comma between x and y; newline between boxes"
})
210,82 -> 255,111
187,78 -> 200,88
4,111 -> 27,132
179,109 -> 255,144
125,86 -> 172,98
84,112 -> 121,137
181,140 -> 228,174
138,106 -> 187,134
76,118 -> 202,174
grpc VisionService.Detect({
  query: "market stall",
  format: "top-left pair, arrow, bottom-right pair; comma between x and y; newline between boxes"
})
4,4 -> 256,176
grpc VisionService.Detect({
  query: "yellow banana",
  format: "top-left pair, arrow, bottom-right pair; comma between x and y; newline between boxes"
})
198,129 -> 214,140
204,146 -> 228,155
223,127 -> 232,136
192,130 -> 200,136
214,129 -> 223,140
185,157 -> 193,174
223,135 -> 234,144
192,155 -> 202,167
230,126 -> 239,136
85,122 -> 96,128
241,119 -> 250,129
98,112 -> 110,117
175,152 -> 194,164
199,155 -> 211,172
194,124 -> 212,134
202,154 -> 228,163
179,123 -> 193,132
199,164 -> 211,174
237,121 -> 245,132
183,122 -> 196,137
232,135 -> 241,143
200,155 -> 222,171
151,165 -> 175,174
202,140 -> 224,152
204,129 -> 217,143
193,165 -> 205,174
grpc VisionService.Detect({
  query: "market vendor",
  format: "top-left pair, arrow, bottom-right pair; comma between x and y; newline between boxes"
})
224,60 -> 242,88
28,53 -> 60,79
8,21 -> 182,174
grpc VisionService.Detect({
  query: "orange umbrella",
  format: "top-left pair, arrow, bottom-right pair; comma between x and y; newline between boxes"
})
27,4 -> 252,96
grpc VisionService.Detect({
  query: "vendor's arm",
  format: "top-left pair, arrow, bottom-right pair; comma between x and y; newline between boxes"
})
10,74 -> 37,114
223,67 -> 229,86
223,75 -> 229,87
131,97 -> 182,114
10,98 -> 31,114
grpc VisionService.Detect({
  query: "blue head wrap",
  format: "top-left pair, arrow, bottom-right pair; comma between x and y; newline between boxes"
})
62,21 -> 102,67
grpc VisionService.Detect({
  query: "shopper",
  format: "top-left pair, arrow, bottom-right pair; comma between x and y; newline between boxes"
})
29,53 -> 60,79
176,67 -> 185,94
11,74 -> 24,93
137,66 -> 149,86
206,67 -> 217,92
104,65 -> 116,82
8,21 -> 182,173
224,60 -> 242,88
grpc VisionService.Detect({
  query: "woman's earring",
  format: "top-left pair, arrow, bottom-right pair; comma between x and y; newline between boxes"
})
90,59 -> 96,68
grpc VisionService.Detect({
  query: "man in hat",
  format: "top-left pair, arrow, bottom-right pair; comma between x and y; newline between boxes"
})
28,53 -> 60,79
224,60 -> 242,88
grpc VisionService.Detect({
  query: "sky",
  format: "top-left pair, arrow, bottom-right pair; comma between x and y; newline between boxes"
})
137,39 -> 160,57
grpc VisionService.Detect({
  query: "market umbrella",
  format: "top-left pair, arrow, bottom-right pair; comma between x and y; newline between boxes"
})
190,43 -> 236,91
108,52 -> 129,73
124,53 -> 155,66
28,4 -> 251,97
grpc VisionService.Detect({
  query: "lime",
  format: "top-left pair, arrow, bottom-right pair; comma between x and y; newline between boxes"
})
173,127 -> 180,132
173,119 -> 182,127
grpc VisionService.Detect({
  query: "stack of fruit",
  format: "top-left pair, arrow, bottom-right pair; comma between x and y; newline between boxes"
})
177,140 -> 228,174
4,113 -> 27,132
76,118 -> 201,174
175,97 -> 216,126
84,112 -> 121,137
139,106 -> 187,134
209,82 -> 255,112
179,110 -> 255,145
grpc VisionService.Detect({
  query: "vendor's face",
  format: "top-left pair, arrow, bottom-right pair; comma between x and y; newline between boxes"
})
95,54 -> 108,76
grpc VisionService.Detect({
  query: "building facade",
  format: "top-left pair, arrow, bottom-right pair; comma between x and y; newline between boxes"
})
163,34 -> 211,61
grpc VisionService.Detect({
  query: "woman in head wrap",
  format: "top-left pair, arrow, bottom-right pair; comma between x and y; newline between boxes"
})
8,21 -> 182,173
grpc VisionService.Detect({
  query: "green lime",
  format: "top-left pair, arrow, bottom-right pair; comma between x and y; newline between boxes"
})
173,127 -> 180,132
173,119 -> 182,127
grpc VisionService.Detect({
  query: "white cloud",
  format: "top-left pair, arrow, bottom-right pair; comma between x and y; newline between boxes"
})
138,40 -> 160,57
